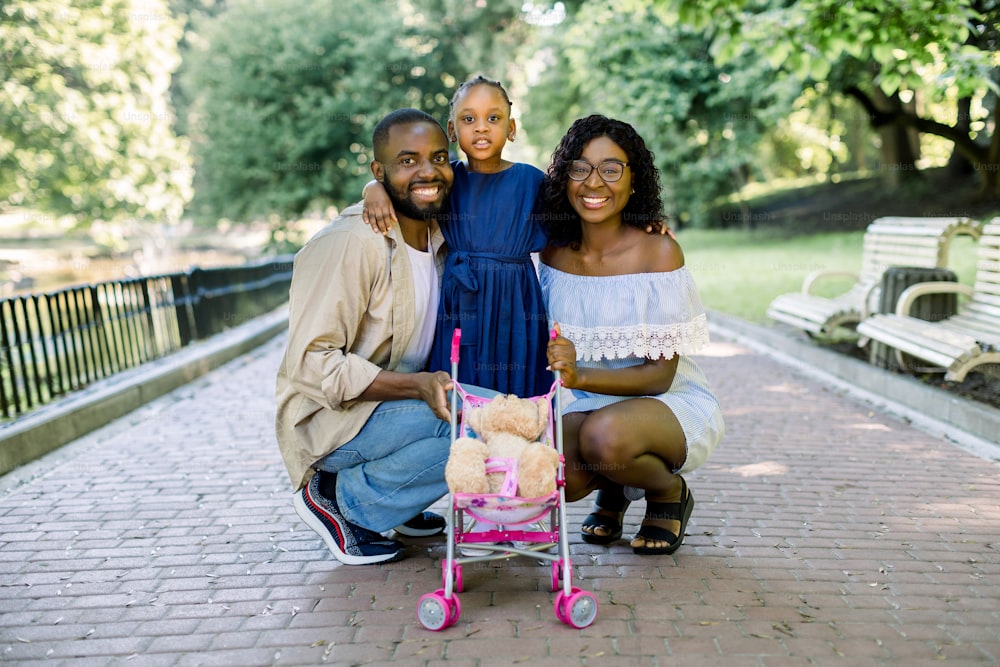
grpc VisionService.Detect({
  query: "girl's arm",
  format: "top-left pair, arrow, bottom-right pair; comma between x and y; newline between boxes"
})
546,324 -> 678,396
361,180 -> 397,235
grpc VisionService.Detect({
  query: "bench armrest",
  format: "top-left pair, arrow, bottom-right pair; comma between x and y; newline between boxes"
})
895,282 -> 974,316
802,270 -> 859,295
859,281 -> 881,320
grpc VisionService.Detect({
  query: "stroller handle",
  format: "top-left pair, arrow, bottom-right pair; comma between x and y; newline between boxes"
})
451,328 -> 462,364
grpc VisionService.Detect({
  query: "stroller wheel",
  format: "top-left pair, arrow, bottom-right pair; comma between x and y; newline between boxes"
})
417,590 -> 460,631
554,588 -> 598,629
442,560 -> 464,593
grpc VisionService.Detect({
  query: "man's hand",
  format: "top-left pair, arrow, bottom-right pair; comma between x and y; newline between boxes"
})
417,370 -> 453,421
357,369 -> 453,420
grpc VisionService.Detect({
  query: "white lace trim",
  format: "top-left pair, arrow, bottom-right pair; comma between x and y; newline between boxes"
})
561,314 -> 710,362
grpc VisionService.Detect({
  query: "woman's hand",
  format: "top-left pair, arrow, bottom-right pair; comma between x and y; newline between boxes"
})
547,323 -> 582,389
361,180 -> 397,235
546,324 -> 680,397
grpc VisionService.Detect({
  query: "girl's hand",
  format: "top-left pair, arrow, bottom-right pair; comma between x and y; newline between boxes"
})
547,323 -> 581,389
644,219 -> 677,240
361,180 -> 397,235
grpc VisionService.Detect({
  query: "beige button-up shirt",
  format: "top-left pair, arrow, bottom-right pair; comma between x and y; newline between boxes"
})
275,203 -> 447,489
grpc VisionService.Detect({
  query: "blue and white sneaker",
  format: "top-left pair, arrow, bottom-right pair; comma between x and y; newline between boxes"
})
294,474 -> 403,565
393,511 -> 447,538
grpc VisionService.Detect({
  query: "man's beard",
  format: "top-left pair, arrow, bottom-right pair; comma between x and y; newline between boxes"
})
383,178 -> 446,222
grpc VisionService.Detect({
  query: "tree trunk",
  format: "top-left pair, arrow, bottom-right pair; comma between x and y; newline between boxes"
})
947,96 -> 975,177
872,87 -> 921,186
977,95 -> 1000,199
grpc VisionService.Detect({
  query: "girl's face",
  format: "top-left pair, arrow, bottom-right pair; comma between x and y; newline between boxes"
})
448,84 -> 515,167
566,135 -> 632,227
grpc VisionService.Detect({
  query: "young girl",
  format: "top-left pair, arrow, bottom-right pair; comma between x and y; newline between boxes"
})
363,76 -> 550,397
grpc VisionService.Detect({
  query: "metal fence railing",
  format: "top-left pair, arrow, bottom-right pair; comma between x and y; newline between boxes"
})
0,255 -> 293,421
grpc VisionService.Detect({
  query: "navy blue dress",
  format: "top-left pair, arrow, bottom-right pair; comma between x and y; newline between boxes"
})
429,161 -> 550,397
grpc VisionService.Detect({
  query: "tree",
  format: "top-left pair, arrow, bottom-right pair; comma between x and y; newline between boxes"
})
524,0 -> 799,226
666,0 -> 1000,197
421,0 -> 534,76
0,0 -> 193,223
180,0 -> 530,224
166,0 -> 228,139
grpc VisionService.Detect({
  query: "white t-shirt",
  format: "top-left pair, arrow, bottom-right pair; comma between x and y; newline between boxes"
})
399,239 -> 439,372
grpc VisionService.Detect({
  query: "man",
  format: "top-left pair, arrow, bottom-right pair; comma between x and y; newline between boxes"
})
275,108 -> 456,565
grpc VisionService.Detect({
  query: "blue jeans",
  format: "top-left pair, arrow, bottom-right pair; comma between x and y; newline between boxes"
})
315,387 -> 497,533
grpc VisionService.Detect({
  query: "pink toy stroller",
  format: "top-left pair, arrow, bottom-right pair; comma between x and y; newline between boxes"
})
416,329 -> 599,630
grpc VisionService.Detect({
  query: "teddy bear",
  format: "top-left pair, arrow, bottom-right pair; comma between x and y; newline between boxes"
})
444,394 -> 561,498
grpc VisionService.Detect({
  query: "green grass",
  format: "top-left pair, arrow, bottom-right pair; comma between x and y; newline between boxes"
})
679,229 -> 981,324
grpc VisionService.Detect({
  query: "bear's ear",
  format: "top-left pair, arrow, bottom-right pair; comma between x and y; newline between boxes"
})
535,401 -> 549,433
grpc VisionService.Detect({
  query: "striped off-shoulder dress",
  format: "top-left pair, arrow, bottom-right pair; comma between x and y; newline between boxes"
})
538,262 -> 724,474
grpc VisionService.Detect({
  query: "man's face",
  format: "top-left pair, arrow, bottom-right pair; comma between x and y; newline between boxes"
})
372,122 -> 453,222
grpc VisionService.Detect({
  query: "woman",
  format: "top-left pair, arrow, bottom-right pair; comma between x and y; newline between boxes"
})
538,115 -> 724,555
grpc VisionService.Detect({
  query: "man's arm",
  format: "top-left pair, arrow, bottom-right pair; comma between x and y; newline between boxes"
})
357,369 -> 452,421
283,227 -> 384,409
283,225 -> 452,419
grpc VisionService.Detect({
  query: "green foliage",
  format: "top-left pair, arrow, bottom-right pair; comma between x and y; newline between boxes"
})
660,0 -> 1000,196
670,0 -> 989,97
0,0 -> 193,223
524,0 -> 799,226
425,0 -> 535,76
181,0 -> 528,224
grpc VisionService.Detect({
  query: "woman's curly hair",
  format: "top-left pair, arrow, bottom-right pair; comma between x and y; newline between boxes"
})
539,115 -> 664,246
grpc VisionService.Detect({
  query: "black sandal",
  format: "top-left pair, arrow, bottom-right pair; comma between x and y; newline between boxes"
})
580,487 -> 631,545
632,477 -> 694,555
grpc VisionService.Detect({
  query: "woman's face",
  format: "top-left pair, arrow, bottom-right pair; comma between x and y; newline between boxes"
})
566,135 -> 632,228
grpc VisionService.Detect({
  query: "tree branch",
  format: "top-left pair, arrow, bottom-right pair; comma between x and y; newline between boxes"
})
844,85 -> 986,165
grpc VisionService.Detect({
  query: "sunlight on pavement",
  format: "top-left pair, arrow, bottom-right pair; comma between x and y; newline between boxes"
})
729,461 -> 790,477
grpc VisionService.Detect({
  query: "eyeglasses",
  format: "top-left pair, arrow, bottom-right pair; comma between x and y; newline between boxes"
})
568,159 -> 629,183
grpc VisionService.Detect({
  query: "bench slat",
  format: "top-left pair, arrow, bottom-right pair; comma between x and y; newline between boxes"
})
970,293 -> 1000,311
864,252 -> 942,265
866,233 -> 943,245
856,334 -> 972,369
939,321 -> 1000,349
866,216 -> 973,232
859,315 -> 977,354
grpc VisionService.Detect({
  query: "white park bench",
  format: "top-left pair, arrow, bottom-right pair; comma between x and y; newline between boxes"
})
766,216 -> 983,337
856,220 -> 1000,382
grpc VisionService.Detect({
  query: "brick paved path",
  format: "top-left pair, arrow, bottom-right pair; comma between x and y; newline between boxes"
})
1,331 -> 998,665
